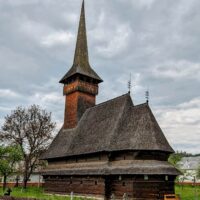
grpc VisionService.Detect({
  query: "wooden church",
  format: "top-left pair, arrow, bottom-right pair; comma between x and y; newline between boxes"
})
41,1 -> 180,199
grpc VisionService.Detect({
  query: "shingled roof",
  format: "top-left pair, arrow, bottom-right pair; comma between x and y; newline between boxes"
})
41,93 -> 174,160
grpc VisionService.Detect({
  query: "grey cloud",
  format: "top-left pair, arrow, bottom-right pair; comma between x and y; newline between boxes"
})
0,0 -> 199,153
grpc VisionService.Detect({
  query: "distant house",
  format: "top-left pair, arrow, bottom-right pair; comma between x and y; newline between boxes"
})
178,156 -> 200,183
0,171 -> 43,187
0,159 -> 44,187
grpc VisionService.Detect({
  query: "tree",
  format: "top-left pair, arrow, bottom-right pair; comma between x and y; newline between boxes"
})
0,145 -> 22,191
0,105 -> 56,188
168,152 -> 182,168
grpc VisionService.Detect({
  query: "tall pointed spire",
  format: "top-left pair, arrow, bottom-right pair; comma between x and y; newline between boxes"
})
60,0 -> 102,84
73,0 -> 88,67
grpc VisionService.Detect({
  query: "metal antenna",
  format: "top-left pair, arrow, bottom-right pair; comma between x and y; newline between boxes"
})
128,73 -> 132,93
145,89 -> 149,103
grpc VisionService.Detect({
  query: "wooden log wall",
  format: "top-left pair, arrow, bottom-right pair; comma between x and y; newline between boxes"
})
47,150 -> 170,166
44,176 -> 105,196
43,175 -> 176,200
110,151 -> 169,161
109,176 -> 175,200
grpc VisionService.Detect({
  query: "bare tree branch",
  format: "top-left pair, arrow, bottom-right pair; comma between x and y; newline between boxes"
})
0,105 -> 56,188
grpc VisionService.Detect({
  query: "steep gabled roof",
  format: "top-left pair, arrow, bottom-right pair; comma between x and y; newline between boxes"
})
42,129 -> 75,160
109,102 -> 173,152
60,0 -> 102,83
41,93 -> 174,160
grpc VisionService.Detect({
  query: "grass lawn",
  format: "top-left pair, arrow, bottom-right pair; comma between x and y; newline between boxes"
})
0,187 -> 84,200
0,185 -> 200,200
175,185 -> 200,200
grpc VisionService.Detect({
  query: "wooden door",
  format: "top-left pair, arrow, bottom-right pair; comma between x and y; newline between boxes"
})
105,177 -> 112,200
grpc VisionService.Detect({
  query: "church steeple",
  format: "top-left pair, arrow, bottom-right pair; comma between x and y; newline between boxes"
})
73,0 -> 89,67
60,0 -> 102,84
60,0 -> 102,129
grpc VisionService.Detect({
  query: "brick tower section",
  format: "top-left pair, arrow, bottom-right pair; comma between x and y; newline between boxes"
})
63,79 -> 98,129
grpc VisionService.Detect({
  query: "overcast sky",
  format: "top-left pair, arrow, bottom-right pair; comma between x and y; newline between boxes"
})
0,0 -> 199,154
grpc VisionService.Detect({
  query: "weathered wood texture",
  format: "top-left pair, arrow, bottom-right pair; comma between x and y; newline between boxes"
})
44,176 -> 105,195
43,175 -> 175,200
47,151 -> 169,166
105,176 -> 175,200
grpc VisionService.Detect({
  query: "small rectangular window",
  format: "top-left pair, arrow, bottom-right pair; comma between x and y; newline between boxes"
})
144,175 -> 148,180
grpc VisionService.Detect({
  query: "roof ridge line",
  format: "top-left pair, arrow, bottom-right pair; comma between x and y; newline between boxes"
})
107,94 -> 132,148
133,102 -> 148,109
89,93 -> 130,110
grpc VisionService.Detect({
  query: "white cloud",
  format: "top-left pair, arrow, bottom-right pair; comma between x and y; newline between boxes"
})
41,31 -> 74,47
6,0 -> 40,6
31,92 -> 63,106
154,97 -> 200,154
152,60 -> 200,80
136,0 -> 156,9
0,89 -> 21,98
20,19 -> 75,47
62,13 -> 78,25
0,106 -> 13,112
19,20 -> 52,41
94,23 -> 132,58
179,98 -> 200,109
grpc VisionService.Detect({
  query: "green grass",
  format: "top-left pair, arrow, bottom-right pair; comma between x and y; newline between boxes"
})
175,185 -> 200,200
0,185 -> 200,200
0,187 -> 85,200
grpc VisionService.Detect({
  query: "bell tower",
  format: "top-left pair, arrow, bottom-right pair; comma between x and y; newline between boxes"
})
60,0 -> 103,129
